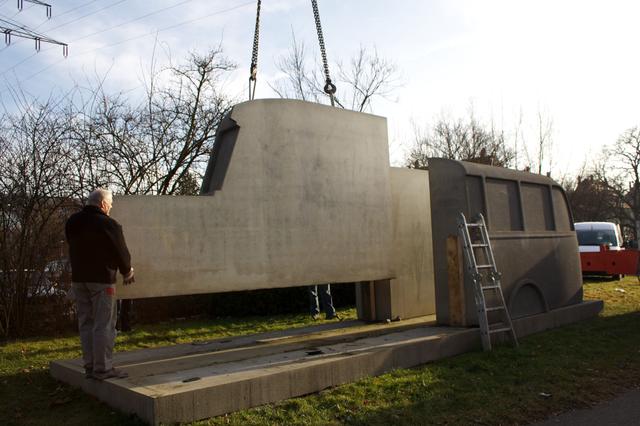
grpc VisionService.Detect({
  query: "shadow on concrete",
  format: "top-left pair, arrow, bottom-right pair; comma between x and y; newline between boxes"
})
0,367 -> 145,426
3,310 -> 359,359
288,310 -> 640,426
14,307 -> 639,424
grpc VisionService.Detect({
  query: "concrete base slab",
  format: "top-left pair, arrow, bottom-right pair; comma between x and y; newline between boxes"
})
51,301 -> 603,425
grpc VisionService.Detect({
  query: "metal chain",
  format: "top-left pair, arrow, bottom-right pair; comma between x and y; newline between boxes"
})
310,0 -> 337,106
249,0 -> 261,100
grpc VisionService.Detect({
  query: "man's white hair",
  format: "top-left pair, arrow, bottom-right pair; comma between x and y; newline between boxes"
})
87,188 -> 113,206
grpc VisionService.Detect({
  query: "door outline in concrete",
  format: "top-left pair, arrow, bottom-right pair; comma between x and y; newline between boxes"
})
200,116 -> 240,195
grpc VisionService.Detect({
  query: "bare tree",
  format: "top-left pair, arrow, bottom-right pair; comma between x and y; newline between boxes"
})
406,111 -> 516,169
0,96 -> 79,336
563,173 -> 618,223
270,34 -> 399,113
593,126 -> 640,239
0,48 -> 236,336
536,108 -> 554,174
519,106 -> 554,174
336,46 -> 399,112
269,31 -> 320,103
77,48 -> 236,195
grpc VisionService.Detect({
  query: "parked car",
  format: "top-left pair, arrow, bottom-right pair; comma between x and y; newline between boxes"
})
574,222 -> 637,280
575,222 -> 623,252
0,259 -> 70,298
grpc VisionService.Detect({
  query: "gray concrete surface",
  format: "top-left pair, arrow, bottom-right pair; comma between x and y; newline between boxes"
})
357,168 -> 436,321
388,167 -> 436,318
110,99 -> 394,299
428,158 -> 584,326
50,300 -> 602,425
533,388 -> 640,425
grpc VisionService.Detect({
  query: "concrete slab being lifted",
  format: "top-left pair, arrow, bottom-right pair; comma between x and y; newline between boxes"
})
110,100 -> 394,300
50,301 -> 602,425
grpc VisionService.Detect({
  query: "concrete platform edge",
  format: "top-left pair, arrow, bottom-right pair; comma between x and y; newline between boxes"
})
50,300 -> 603,424
50,360 -> 155,423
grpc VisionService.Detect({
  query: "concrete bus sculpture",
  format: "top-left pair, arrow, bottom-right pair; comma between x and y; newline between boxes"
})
51,99 -> 601,425
429,158 -> 584,326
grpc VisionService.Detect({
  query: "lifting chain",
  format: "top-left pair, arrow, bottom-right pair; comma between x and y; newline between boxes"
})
248,0 -> 338,107
248,0 -> 261,101
310,0 -> 337,106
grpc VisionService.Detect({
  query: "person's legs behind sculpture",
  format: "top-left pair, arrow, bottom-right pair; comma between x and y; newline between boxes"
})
308,284 -> 341,320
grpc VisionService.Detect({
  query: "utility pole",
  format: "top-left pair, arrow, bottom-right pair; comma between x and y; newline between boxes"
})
2,0 -> 68,56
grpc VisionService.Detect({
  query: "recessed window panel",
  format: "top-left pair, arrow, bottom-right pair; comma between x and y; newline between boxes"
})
486,178 -> 522,231
552,187 -> 572,231
521,183 -> 554,231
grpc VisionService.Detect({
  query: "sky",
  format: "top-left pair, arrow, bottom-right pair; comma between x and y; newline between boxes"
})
1,0 -> 639,177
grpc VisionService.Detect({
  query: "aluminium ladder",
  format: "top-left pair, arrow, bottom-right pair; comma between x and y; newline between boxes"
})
457,213 -> 518,351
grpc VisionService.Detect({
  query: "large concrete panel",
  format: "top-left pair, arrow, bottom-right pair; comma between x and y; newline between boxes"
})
111,100 -> 394,299
50,301 -> 602,424
355,168 -> 436,321
388,167 -> 436,318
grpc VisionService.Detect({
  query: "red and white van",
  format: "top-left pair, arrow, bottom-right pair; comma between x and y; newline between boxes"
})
575,222 -> 637,279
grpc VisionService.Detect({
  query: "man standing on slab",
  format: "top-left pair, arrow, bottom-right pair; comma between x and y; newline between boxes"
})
66,189 -> 135,380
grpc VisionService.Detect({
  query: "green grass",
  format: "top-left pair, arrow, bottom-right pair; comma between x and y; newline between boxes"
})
2,279 -> 640,425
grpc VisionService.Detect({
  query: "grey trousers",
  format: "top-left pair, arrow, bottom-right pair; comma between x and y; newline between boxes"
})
72,282 -> 117,373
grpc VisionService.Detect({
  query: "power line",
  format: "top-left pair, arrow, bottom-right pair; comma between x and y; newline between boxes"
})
18,0 -> 52,19
5,2 -> 34,20
92,1 -> 253,51
1,0 -> 193,75
11,0 -> 102,37
43,0 -> 128,33
0,15 -> 53,38
1,1 -> 254,93
1,2 -> 68,56
48,0 -> 101,21
0,0 -> 109,71
0,1 -> 132,74
0,1 -> 50,48
1,23 -> 68,55
72,0 -> 193,43
2,1 -> 126,55
0,2 -> 36,53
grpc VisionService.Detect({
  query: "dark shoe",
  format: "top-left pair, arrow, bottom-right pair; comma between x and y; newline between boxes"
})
84,369 -> 93,379
92,368 -> 128,380
311,314 -> 321,320
326,314 -> 342,321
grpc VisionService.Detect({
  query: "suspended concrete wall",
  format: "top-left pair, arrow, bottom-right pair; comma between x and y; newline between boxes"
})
110,99 -> 395,299
428,158 -> 583,326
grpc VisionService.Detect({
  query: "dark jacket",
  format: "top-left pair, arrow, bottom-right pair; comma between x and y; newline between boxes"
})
65,205 -> 132,284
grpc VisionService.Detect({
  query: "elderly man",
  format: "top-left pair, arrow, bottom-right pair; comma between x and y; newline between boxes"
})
65,188 -> 135,380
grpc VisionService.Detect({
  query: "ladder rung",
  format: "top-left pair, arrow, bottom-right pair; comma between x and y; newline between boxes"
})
482,285 -> 501,290
472,243 -> 489,248
489,327 -> 512,334
486,306 -> 505,312
466,223 -> 482,227
477,264 -> 493,269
